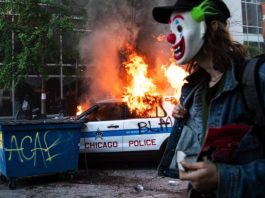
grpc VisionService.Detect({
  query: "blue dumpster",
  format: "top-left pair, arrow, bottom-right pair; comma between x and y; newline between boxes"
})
0,120 -> 83,189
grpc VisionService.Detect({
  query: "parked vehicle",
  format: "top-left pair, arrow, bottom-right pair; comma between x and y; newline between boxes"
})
76,96 -> 177,160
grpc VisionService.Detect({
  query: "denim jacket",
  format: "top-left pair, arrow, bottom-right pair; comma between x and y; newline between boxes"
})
178,62 -> 265,198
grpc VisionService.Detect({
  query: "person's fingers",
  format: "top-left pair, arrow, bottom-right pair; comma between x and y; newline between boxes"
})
180,161 -> 206,170
179,171 -> 194,181
179,169 -> 206,181
175,114 -> 184,118
172,109 -> 179,116
178,106 -> 186,114
175,105 -> 181,109
179,161 -> 219,192
172,113 -> 185,118
172,111 -> 184,117
172,105 -> 187,118
174,105 -> 182,112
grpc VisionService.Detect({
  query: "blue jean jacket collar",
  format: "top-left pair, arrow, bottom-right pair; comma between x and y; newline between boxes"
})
183,61 -> 239,107
222,61 -> 239,92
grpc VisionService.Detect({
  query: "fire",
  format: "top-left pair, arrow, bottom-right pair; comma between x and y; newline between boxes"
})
122,50 -> 161,116
76,103 -> 90,116
124,53 -> 157,97
161,63 -> 188,99
76,106 -> 82,116
76,40 -> 188,117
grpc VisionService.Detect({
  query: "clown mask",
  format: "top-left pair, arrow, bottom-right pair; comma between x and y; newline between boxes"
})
168,11 -> 206,64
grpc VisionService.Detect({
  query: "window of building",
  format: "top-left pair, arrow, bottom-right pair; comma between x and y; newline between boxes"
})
242,2 -> 259,28
242,1 -> 264,54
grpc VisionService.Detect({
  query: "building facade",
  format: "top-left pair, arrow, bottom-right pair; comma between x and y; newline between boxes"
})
224,0 -> 265,54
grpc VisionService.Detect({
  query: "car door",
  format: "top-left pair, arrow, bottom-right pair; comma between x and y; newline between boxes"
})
80,102 -> 124,153
122,104 -> 173,152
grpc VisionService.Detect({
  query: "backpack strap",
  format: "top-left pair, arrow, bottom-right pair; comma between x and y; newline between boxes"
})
241,55 -> 265,125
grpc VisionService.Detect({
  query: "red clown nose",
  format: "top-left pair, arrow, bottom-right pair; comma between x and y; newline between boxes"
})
167,33 -> 176,44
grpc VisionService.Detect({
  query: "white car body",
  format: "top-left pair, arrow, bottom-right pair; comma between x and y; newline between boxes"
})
78,96 -> 177,155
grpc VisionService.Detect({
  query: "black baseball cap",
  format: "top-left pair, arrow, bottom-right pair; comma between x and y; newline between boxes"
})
153,0 -> 230,24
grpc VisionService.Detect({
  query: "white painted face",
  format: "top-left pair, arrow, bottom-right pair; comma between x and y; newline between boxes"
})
168,11 -> 206,64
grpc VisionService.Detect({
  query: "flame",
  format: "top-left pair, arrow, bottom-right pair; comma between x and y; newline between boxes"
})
76,106 -> 82,116
122,49 -> 161,116
76,42 -> 188,116
161,62 -> 187,99
76,103 -> 90,116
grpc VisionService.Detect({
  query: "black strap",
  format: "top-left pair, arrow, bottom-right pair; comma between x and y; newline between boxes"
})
241,57 -> 265,125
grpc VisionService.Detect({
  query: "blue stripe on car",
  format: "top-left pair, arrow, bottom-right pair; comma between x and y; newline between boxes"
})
81,127 -> 172,138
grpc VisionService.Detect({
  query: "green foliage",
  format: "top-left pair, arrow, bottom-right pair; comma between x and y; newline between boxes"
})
246,45 -> 262,57
0,0 -> 84,88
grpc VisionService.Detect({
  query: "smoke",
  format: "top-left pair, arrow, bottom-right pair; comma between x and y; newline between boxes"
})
79,0 -> 176,103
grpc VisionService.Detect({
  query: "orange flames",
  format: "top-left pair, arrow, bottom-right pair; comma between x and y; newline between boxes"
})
121,44 -> 187,116
76,105 -> 83,116
122,50 -> 161,116
161,62 -> 188,99
76,38 -> 187,116
76,103 -> 90,116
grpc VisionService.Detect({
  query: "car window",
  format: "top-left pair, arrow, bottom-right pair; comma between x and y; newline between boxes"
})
85,111 -> 98,122
77,105 -> 98,121
125,103 -> 166,119
83,101 -> 167,121
85,103 -> 123,122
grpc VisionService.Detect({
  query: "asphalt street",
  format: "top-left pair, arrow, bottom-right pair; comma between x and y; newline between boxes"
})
0,160 -> 188,198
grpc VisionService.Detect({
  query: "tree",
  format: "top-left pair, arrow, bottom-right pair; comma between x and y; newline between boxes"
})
0,0 -> 85,114
0,0 -> 84,88
246,45 -> 262,57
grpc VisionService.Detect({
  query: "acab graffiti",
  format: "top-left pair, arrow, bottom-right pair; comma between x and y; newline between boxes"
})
5,131 -> 62,167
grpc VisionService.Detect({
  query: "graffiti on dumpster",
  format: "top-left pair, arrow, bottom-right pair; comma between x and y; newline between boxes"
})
4,131 -> 62,167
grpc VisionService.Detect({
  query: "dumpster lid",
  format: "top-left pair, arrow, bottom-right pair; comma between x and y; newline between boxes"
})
0,119 -> 84,126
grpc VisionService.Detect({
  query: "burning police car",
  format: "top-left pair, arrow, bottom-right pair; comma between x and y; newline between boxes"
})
77,96 -> 177,160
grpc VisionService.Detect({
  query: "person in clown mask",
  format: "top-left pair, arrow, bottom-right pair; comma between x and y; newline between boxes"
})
153,0 -> 265,197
